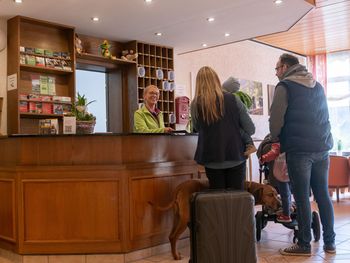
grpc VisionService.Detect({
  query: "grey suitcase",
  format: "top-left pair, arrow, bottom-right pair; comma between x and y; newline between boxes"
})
189,190 -> 257,263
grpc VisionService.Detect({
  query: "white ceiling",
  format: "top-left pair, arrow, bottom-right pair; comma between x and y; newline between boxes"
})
0,0 -> 313,54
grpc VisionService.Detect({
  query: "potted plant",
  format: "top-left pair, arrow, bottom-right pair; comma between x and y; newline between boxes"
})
72,93 -> 96,134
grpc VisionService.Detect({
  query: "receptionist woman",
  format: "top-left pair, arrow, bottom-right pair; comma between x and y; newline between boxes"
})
134,85 -> 174,133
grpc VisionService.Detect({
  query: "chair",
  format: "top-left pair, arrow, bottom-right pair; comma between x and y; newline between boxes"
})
328,155 -> 350,202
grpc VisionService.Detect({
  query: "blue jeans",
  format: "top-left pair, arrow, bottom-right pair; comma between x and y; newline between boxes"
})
286,151 -> 335,248
278,181 -> 291,216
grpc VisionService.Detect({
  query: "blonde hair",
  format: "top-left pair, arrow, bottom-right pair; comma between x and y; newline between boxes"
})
193,66 -> 224,125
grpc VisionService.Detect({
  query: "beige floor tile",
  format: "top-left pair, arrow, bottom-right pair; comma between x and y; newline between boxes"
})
281,254 -> 327,262
318,248 -> 350,261
263,253 -> 289,262
125,248 -> 152,262
86,254 -> 125,263
257,257 -> 269,263
48,255 -> 85,263
23,255 -> 49,263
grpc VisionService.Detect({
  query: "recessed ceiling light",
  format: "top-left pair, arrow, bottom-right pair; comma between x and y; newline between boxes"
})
207,17 -> 215,22
145,0 -> 152,3
224,33 -> 230,37
91,17 -> 99,22
155,32 -> 162,36
14,0 -> 22,3
274,0 -> 283,4
202,44 -> 207,47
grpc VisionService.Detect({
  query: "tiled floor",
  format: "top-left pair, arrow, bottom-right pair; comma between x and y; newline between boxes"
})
130,192 -> 350,263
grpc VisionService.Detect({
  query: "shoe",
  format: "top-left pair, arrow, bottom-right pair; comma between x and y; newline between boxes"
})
276,214 -> 292,223
280,244 -> 311,256
323,243 -> 336,254
244,144 -> 257,156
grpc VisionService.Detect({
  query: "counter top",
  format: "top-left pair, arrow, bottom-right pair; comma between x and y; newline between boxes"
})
1,132 -> 196,138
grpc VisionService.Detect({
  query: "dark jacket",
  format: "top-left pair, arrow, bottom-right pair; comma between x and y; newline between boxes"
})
279,80 -> 333,152
193,93 -> 248,165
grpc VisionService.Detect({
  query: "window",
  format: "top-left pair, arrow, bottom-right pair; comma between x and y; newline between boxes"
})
327,51 -> 350,152
76,70 -> 107,132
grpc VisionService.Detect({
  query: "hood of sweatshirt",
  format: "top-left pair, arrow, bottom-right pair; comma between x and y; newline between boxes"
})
281,64 -> 316,88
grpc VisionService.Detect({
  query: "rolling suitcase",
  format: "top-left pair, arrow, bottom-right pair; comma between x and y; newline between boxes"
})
189,190 -> 257,263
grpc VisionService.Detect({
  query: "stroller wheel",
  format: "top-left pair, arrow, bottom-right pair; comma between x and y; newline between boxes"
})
255,211 -> 263,241
311,211 -> 321,242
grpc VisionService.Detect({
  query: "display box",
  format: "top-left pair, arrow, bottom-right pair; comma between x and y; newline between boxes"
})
63,116 -> 76,134
39,119 -> 58,135
19,101 -> 28,113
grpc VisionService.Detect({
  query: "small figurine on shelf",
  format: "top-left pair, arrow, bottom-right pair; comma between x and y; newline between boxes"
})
75,34 -> 84,54
100,40 -> 111,58
121,49 -> 138,61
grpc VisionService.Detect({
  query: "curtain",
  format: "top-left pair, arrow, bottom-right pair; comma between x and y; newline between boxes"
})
307,54 -> 327,93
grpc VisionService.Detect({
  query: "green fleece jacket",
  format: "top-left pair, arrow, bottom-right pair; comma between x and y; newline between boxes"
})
134,105 -> 165,133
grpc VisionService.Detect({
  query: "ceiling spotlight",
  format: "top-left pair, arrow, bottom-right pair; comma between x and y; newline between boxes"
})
145,0 -> 152,3
91,17 -> 99,22
224,33 -> 230,37
274,0 -> 283,4
155,32 -> 162,36
207,17 -> 215,22
14,0 -> 22,3
202,43 -> 207,47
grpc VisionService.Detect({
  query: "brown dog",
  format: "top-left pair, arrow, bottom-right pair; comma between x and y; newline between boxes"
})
151,179 -> 281,260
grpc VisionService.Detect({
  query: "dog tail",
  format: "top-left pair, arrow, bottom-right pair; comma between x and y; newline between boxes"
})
148,183 -> 182,211
148,200 -> 175,211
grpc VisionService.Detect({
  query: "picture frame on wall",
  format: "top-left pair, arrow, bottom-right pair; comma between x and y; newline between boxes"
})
267,84 -> 276,116
239,79 -> 263,115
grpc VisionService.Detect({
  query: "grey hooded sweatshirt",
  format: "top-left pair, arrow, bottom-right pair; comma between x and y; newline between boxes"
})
269,64 -> 316,141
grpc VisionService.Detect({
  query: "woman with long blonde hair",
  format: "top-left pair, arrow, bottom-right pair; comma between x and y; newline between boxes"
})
191,66 -> 255,189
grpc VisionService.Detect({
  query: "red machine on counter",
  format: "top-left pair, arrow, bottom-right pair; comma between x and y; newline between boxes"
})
175,96 -> 190,124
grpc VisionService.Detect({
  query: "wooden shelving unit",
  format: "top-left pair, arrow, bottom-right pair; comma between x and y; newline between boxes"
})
7,16 -> 75,135
6,16 -> 176,134
132,41 -> 175,128
77,53 -> 136,66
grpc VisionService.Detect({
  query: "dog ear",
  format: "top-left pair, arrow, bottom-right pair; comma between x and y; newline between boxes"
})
251,188 -> 263,204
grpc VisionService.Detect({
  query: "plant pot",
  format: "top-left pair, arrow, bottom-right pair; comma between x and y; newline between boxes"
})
76,120 -> 95,134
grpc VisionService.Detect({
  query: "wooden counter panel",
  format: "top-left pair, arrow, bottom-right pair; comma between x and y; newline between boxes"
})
0,178 -> 16,242
121,136 -> 197,164
128,165 -> 198,249
22,179 -> 120,242
0,135 -> 199,254
70,136 -> 123,165
1,135 -> 197,166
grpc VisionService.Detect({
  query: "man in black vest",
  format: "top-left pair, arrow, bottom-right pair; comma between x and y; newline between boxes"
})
270,53 -> 336,256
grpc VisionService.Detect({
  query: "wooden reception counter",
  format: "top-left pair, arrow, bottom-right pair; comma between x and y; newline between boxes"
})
0,134 -> 199,254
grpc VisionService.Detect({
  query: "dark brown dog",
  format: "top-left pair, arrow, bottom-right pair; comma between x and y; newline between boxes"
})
151,179 -> 281,260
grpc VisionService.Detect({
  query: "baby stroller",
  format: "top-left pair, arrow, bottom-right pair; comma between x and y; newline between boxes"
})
255,135 -> 321,243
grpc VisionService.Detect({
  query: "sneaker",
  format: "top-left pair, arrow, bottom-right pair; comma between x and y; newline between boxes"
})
276,214 -> 292,223
244,144 -> 257,156
323,243 -> 336,254
279,244 -> 311,256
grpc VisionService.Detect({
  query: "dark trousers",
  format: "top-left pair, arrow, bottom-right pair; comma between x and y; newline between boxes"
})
205,161 -> 246,190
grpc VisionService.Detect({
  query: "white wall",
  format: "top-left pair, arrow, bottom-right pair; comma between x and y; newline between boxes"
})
0,18 -> 7,135
173,40 -> 305,181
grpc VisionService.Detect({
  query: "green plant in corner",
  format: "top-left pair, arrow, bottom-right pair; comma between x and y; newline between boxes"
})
72,93 -> 96,121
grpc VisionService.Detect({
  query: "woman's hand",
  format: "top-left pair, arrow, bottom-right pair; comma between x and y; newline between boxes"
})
164,127 -> 174,133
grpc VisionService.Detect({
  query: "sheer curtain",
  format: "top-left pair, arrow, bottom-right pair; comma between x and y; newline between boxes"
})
325,51 -> 350,153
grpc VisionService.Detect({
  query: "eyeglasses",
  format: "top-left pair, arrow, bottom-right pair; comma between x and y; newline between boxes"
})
148,91 -> 160,96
